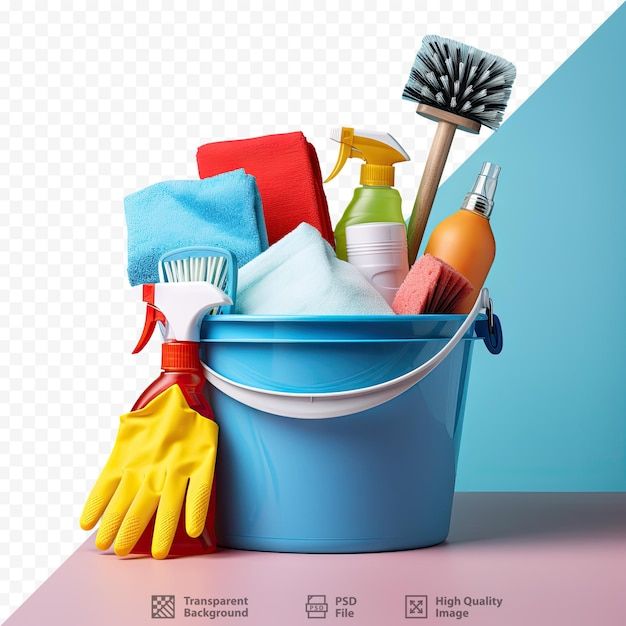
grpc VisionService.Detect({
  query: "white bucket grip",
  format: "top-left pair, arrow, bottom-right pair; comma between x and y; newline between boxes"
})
202,288 -> 497,420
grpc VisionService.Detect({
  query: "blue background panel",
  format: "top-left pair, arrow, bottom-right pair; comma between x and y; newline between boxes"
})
431,5 -> 626,490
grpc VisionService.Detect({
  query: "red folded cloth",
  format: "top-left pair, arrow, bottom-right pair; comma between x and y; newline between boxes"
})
197,132 -> 334,247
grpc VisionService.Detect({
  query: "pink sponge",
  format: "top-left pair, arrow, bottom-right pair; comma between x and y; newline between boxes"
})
392,254 -> 473,315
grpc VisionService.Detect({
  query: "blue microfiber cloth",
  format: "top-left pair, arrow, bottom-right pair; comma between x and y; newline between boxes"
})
236,223 -> 394,315
124,169 -> 269,286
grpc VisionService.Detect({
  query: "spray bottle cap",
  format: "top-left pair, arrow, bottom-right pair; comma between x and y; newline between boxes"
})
132,282 -> 233,354
462,161 -> 501,218
324,127 -> 410,187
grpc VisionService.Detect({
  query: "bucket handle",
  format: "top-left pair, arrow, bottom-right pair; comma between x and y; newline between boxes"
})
202,288 -> 497,419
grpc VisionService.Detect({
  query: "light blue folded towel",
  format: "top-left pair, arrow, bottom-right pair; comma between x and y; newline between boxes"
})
236,223 -> 394,315
124,169 -> 269,286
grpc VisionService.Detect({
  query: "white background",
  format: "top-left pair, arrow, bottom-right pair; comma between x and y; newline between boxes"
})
0,1 -> 620,619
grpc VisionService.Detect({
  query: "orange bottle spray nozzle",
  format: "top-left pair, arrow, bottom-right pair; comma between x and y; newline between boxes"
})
461,161 -> 501,218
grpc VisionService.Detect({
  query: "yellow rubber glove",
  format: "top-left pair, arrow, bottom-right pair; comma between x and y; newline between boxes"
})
79,384 -> 218,559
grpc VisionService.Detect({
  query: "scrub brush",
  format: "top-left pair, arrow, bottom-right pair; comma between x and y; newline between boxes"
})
158,246 -> 238,314
403,35 -> 516,264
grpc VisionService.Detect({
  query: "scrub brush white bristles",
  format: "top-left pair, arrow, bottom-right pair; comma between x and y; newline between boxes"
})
162,256 -> 228,292
162,255 -> 232,316
157,247 -> 238,317
402,34 -> 516,131
403,34 -> 516,264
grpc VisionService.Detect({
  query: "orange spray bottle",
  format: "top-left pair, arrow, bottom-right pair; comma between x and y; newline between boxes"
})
425,162 -> 500,313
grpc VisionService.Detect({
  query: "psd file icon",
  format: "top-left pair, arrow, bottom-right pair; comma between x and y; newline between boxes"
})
306,595 -> 328,618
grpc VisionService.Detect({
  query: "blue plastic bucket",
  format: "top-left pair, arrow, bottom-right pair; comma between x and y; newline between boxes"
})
200,291 -> 501,553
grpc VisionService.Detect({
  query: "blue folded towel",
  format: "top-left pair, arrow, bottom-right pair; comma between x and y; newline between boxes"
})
236,223 -> 394,315
124,169 -> 269,286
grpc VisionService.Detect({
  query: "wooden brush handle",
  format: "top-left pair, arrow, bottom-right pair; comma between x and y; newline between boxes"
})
407,120 -> 458,264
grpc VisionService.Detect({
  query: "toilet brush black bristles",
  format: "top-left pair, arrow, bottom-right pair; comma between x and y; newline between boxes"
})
403,35 -> 516,130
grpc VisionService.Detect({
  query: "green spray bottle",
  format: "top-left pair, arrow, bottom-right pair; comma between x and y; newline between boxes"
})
325,127 -> 410,260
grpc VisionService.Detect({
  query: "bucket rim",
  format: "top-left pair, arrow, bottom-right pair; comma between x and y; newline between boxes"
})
200,313 -> 488,343
205,313 -> 482,323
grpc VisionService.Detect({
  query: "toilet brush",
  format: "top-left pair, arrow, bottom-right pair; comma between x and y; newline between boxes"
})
403,35 -> 516,264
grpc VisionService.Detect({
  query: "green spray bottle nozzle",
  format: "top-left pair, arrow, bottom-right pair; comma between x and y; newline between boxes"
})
325,127 -> 410,187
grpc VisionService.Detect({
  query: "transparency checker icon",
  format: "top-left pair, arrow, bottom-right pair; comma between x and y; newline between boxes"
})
306,595 -> 329,618
405,595 -> 428,619
151,595 -> 175,619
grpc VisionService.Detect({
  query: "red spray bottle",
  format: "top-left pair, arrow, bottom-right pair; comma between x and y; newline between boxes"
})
129,282 -> 232,556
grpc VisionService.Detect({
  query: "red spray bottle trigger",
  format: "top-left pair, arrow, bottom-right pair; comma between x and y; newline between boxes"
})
132,285 -> 167,354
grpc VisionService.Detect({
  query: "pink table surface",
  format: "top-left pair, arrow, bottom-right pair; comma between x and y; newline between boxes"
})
5,493 -> 626,626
